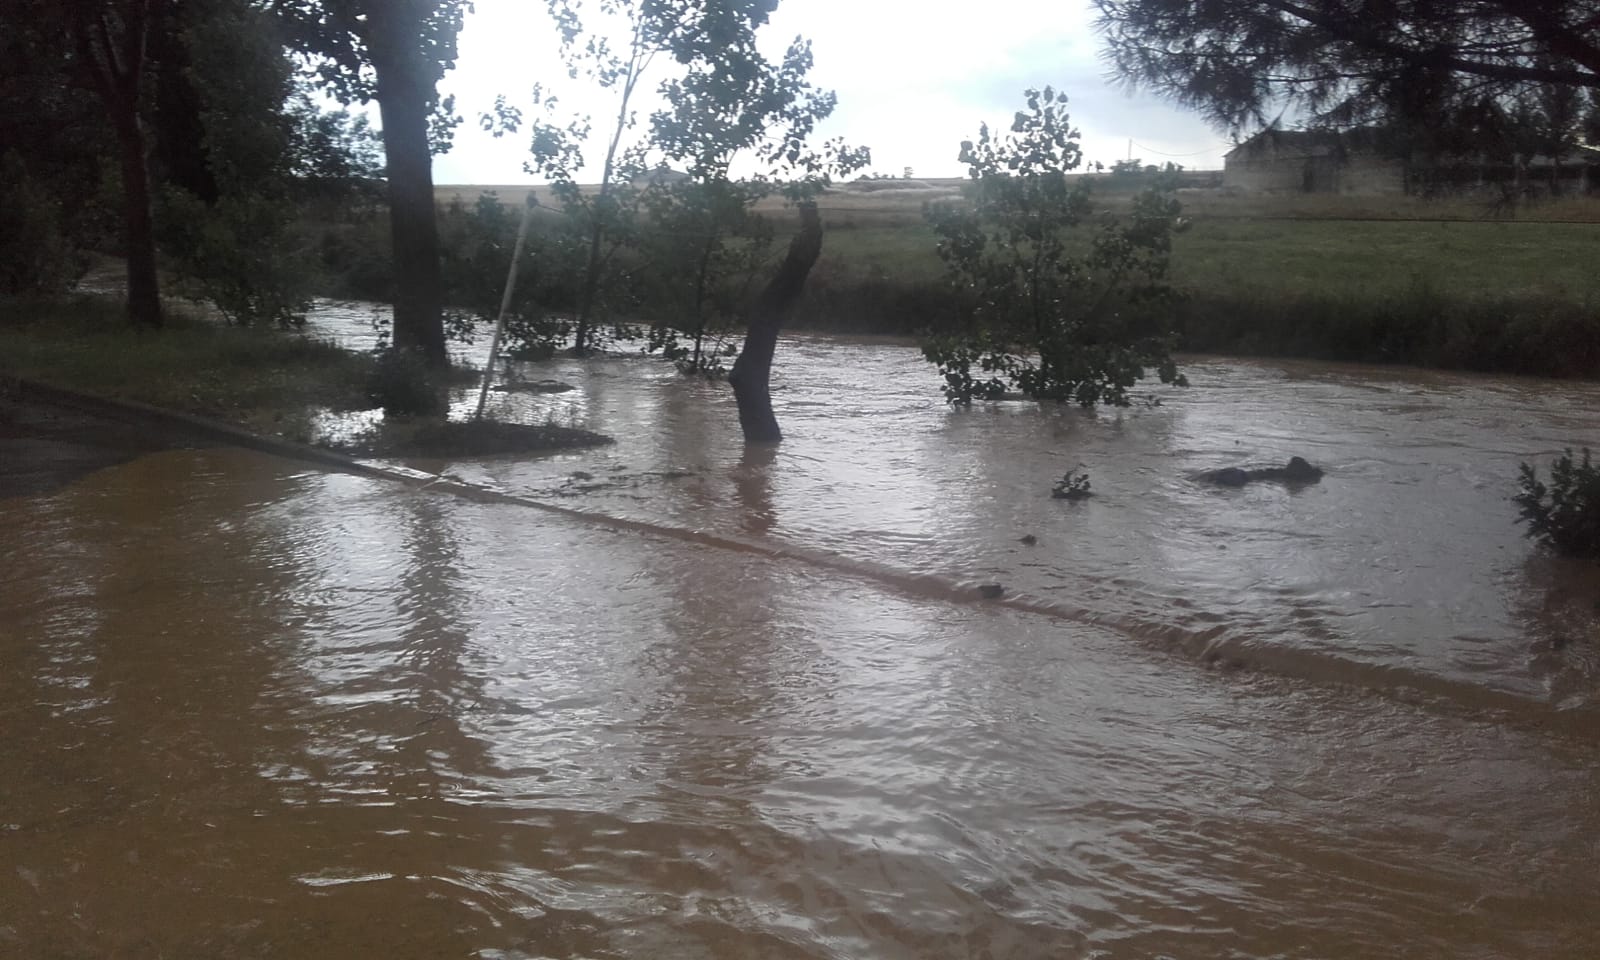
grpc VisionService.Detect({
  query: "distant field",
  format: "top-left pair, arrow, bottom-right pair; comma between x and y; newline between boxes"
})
438,174 -> 1600,227
424,178 -> 1600,374
438,179 -> 1600,296
805,216 -> 1600,303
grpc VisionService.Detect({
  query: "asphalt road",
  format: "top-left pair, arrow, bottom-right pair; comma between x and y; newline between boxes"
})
0,394 -> 191,499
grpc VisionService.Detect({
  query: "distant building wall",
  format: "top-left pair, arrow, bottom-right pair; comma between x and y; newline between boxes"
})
1415,159 -> 1599,197
1334,156 -> 1405,194
1225,129 -> 1599,196
630,167 -> 692,187
1222,155 -> 1308,192
1222,147 -> 1401,194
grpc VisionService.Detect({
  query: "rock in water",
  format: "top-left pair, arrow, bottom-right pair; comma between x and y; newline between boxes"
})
1197,457 -> 1324,487
1281,456 -> 1323,482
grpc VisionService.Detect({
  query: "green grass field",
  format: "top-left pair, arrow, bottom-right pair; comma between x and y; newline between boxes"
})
1170,217 -> 1600,301
0,296 -> 376,437
445,178 -> 1600,302
440,179 -> 1600,376
804,195 -> 1600,301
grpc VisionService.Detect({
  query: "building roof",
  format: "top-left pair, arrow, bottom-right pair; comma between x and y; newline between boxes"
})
1225,127 -> 1395,162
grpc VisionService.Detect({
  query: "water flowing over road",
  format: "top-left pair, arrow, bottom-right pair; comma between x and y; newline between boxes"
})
3,303 -> 1597,958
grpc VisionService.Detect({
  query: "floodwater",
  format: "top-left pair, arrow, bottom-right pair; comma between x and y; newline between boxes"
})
3,304 -> 1598,958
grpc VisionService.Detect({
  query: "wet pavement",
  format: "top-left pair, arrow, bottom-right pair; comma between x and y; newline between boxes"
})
0,392 -> 191,500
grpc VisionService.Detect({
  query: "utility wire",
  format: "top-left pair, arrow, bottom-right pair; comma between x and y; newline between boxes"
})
1128,140 -> 1228,159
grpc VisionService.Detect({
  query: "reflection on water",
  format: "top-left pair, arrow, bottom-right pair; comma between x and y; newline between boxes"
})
3,313 -> 1599,957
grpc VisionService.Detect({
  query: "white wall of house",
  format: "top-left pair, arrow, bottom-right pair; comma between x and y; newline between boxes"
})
1223,151 -> 1404,194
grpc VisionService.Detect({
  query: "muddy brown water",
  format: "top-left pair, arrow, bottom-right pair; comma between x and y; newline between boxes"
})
3,306 -> 1598,958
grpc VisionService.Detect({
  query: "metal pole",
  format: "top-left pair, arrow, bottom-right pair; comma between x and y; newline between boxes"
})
474,196 -> 535,421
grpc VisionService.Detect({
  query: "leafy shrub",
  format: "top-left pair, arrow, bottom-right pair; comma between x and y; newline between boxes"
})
0,153 -> 84,295
1052,470 -> 1093,500
922,87 -> 1187,406
1514,448 -> 1600,558
160,187 -> 311,327
435,194 -> 585,358
314,220 -> 394,301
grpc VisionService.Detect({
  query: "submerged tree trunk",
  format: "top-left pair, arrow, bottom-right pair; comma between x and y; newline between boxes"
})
371,14 -> 446,366
113,110 -> 163,328
728,201 -> 821,444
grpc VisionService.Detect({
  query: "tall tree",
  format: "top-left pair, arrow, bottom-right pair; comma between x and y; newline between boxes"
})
274,0 -> 470,366
157,0 -> 328,327
529,0 -> 667,356
62,0 -> 164,327
650,34 -> 867,442
492,0 -> 864,438
492,0 -> 804,356
1,2 -> 110,295
1094,1 -> 1600,138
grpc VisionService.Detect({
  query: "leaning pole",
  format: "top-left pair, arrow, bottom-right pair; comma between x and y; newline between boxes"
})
474,196 -> 536,421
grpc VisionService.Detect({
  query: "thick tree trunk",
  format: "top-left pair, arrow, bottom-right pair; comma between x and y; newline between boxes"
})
728,201 -> 821,444
73,3 -> 161,328
113,109 -> 163,328
373,20 -> 446,367
572,218 -> 605,355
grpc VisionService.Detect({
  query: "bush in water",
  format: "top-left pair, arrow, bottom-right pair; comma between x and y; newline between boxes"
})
1052,470 -> 1093,500
365,346 -> 446,418
1515,448 -> 1600,559
922,87 -> 1187,407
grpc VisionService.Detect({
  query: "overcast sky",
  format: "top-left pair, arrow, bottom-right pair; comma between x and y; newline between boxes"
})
430,0 -> 1234,185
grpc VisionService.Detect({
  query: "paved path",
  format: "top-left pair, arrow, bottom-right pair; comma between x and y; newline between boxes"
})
0,394 -> 190,499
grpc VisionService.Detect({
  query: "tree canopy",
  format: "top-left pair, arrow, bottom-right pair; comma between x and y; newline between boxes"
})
1094,0 -> 1600,146
274,0 -> 472,364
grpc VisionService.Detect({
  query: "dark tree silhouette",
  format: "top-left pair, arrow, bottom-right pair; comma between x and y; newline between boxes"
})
65,0 -> 164,327
728,201 -> 821,444
1095,1 -> 1600,136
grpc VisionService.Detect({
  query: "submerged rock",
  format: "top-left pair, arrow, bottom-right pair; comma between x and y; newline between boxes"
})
1204,466 -> 1252,487
1196,456 -> 1324,487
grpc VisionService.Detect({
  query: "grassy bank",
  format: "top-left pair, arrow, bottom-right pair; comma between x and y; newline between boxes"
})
0,296 -> 376,439
1173,287 -> 1600,377
802,214 -> 1600,306
0,296 -> 614,456
784,203 -> 1600,376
